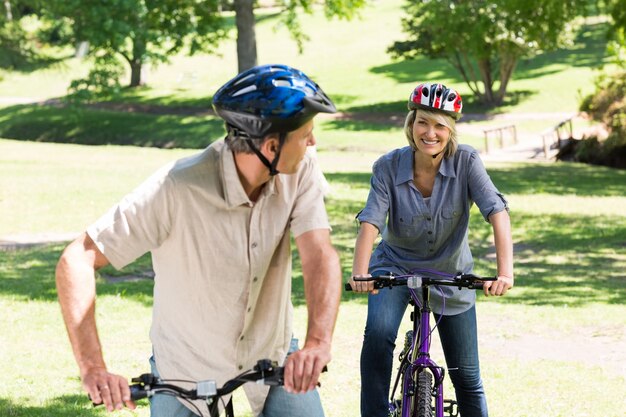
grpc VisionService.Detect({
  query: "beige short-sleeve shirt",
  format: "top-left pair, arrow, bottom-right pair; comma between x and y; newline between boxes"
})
87,140 -> 330,416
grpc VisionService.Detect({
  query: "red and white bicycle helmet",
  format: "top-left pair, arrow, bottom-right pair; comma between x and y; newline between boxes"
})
408,83 -> 463,120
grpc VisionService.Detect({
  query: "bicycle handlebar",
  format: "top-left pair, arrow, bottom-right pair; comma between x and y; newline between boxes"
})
344,272 -> 496,292
127,359 -> 284,402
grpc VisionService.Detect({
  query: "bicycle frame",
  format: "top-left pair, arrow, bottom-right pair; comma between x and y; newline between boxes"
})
399,285 -> 447,417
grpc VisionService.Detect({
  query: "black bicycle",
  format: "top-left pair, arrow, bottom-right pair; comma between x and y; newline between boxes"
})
95,359 -> 284,417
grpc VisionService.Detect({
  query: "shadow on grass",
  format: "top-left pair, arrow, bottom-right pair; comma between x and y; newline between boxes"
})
0,244 -> 154,307
470,211 -> 626,307
2,162 -> 624,309
0,104 -> 225,149
0,394 -> 106,417
488,162 -> 626,197
515,21 -> 609,78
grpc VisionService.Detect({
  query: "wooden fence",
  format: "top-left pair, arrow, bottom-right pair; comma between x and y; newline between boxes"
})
482,125 -> 517,153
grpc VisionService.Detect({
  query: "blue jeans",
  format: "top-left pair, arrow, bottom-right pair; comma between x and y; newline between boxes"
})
360,285 -> 487,417
149,338 -> 325,417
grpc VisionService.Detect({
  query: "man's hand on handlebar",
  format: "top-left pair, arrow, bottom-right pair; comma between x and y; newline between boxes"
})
83,367 -> 136,412
283,342 -> 330,394
349,274 -> 378,294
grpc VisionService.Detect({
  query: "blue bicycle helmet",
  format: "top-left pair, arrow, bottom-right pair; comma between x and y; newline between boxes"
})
212,64 -> 336,176
212,64 -> 336,138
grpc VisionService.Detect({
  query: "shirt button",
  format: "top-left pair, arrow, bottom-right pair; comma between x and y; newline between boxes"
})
240,335 -> 245,341
247,307 -> 251,313
453,211 -> 458,216
426,217 -> 432,221
251,242 -> 258,248
429,249 -> 434,252
253,276 -> 258,282
428,240 -> 433,244
427,231 -> 433,235
238,365 -> 243,370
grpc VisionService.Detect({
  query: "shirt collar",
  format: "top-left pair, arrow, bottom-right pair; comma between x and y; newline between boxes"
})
394,147 -> 415,185
394,146 -> 457,185
439,154 -> 457,178
220,142 -> 277,208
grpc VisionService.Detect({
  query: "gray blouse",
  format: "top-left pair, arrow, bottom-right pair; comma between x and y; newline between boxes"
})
357,144 -> 508,315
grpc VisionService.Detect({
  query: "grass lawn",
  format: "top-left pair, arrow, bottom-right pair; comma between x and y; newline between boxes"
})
1,1 -> 625,416
1,138 -> 625,416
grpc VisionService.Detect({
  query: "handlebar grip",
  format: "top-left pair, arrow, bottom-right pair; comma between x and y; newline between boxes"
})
130,384 -> 148,401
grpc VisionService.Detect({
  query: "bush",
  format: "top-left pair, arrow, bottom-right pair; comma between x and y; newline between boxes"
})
65,54 -> 124,104
0,22 -> 37,69
574,70 -> 626,169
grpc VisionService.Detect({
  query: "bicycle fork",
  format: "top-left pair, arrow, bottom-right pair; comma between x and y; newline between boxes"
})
402,287 -> 458,417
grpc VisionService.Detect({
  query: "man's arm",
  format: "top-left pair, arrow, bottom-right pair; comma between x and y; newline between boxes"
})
55,232 -> 135,412
284,228 -> 341,394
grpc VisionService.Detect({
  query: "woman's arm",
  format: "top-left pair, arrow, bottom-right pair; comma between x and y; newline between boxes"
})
350,222 -> 380,294
483,210 -> 514,296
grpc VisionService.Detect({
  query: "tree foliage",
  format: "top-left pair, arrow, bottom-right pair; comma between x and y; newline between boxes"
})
0,0 -> 42,71
389,0 -> 588,106
45,0 -> 226,88
233,0 -> 366,72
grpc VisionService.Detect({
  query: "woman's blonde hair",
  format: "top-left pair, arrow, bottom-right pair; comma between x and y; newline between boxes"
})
404,109 -> 458,158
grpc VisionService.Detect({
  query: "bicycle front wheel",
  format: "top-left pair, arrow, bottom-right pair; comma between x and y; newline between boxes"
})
410,371 -> 433,417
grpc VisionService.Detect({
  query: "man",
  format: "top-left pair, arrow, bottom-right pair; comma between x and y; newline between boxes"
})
56,64 -> 341,417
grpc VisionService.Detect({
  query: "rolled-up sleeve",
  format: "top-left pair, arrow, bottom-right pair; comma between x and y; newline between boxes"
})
467,151 -> 509,222
87,166 -> 176,269
356,159 -> 390,232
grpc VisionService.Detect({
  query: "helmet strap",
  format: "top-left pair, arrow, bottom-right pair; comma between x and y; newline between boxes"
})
244,132 -> 287,176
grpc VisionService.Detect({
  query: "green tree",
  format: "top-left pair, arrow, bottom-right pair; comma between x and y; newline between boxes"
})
233,0 -> 366,73
0,0 -> 41,71
47,0 -> 226,88
389,0 -> 588,106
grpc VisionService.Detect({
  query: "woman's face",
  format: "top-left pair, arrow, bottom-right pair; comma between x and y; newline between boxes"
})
411,115 -> 451,157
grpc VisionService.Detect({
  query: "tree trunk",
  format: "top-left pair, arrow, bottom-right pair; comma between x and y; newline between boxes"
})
234,0 -> 257,73
129,61 -> 142,87
477,58 -> 495,105
129,37 -> 146,87
4,0 -> 12,20
496,52 -> 517,104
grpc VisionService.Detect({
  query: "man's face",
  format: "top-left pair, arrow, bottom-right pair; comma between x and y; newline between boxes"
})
276,120 -> 316,174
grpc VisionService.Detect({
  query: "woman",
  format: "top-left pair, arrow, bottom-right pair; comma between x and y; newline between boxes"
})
350,83 -> 513,417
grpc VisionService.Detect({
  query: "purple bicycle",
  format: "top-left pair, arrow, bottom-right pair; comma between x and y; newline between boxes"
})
346,271 -> 496,417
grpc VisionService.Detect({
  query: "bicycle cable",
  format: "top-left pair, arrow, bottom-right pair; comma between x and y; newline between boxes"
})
157,390 -> 204,416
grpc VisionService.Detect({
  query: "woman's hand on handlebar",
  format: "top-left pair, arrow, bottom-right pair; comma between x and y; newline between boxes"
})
83,366 -> 136,412
482,275 -> 514,296
349,274 -> 378,294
